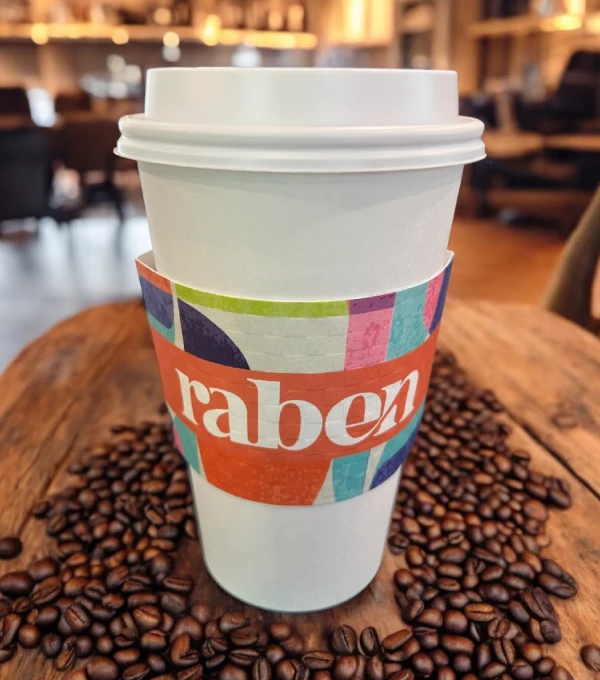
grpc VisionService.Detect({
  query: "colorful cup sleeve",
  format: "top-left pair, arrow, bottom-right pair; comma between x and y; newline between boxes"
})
136,251 -> 454,506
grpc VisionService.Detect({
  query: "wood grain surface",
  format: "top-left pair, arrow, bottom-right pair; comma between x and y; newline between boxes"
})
0,299 -> 599,679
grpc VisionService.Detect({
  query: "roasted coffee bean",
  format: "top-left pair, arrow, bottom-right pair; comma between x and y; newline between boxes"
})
32,577 -> 63,607
86,656 -> 120,680
302,651 -> 335,670
148,653 -> 168,674
330,625 -> 357,654
115,648 -> 142,666
440,635 -> 474,656
411,652 -> 434,676
480,661 -> 506,679
443,610 -> 468,634
0,646 -> 15,664
0,601 -> 11,619
266,646 -> 286,665
97,635 -> 115,655
222,664 -> 249,680
402,599 -> 424,622
580,645 -> 600,671
171,633 -> 201,668
522,588 -> 555,620
206,654 -> 228,672
230,649 -> 261,667
65,602 -> 91,632
161,592 -> 188,616
550,665 -> 574,680
437,668 -> 455,680
508,600 -> 530,624
387,671 -> 414,680
536,657 -> 555,675
41,632 -> 62,658
163,574 -> 194,594
132,605 -> 162,631
54,636 -> 77,670
18,623 -> 41,648
365,656 -> 384,680
35,605 -> 60,627
464,603 -> 496,622
13,596 -> 32,614
219,613 -> 250,634
538,572 -> 577,599
0,613 -> 21,650
511,660 -> 534,679
0,537 -> 22,561
479,583 -> 509,604
281,634 -> 304,657
381,629 -> 412,653
541,618 -> 561,643
178,665 -> 204,680
360,627 -> 380,656
0,571 -> 34,597
492,639 -> 515,665
333,655 -> 358,680
251,657 -> 272,680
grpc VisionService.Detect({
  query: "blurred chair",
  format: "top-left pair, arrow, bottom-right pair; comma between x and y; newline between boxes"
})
543,185 -> 600,332
0,86 -> 31,117
0,127 -> 54,229
55,89 -> 92,116
56,113 -> 124,222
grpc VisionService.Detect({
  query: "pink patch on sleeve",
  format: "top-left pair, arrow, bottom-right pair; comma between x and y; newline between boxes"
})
423,273 -> 443,331
344,308 -> 394,370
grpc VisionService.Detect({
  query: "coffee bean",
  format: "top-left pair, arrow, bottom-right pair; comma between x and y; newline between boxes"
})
281,634 -> 304,657
551,666 -> 574,680
299,651 -> 334,671
171,633 -> 201,668
163,574 -> 194,594
132,605 -> 161,631
521,588 -> 555,620
34,605 -> 59,628
479,583 -> 509,604
178,665 -> 204,680
0,571 -> 34,597
359,627 -> 380,656
333,655 -> 358,680
330,625 -> 357,654
162,592 -> 188,616
0,613 -> 21,650
55,636 -> 77,670
387,671 -> 414,680
579,644 -> 600,672
148,653 -> 168,674
29,558 -> 59,582
252,657 -> 272,680
464,603 -> 495,622
365,656 -> 383,680
41,632 -> 62,658
230,649 -> 261,667
86,656 -> 120,680
443,610 -> 468,634
17,623 -> 40,648
65,602 -> 91,632
411,652 -> 434,676
440,635 -> 474,656
508,599 -> 530,624
402,599 -> 424,623
0,537 -> 22,561
480,661 -> 506,679
437,668 -> 455,680
32,577 -> 62,605
381,630 -> 412,653
266,646 -> 286,665
536,657 -> 555,674
97,635 -> 115,655
492,639 -> 515,665
0,601 -> 11,619
541,618 -> 561,643
538,572 -> 577,599
0,646 -> 15,664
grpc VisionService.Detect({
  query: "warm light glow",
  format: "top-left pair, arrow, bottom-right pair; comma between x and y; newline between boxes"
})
112,27 -> 129,44
346,0 -> 367,42
586,12 -> 600,32
31,23 -> 48,45
163,30 -> 180,47
202,14 -> 221,45
541,13 -> 582,30
268,11 -> 284,31
564,0 -> 586,16
153,7 -> 172,25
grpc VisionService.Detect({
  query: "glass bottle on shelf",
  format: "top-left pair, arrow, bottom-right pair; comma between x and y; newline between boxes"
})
286,0 -> 306,31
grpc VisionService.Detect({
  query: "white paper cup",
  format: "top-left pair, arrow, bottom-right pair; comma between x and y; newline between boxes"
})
118,68 -> 484,612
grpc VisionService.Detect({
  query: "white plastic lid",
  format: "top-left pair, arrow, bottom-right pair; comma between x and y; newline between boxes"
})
117,68 -> 485,173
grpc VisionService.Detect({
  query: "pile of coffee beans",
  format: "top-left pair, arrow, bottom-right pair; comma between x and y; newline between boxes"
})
0,350 -> 587,679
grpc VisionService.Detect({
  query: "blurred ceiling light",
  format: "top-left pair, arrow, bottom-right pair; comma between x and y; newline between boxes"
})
112,27 -> 129,44
346,0 -> 366,42
162,45 -> 181,61
163,30 -> 180,47
107,54 -> 126,73
31,23 -> 49,45
153,7 -> 172,25
202,14 -> 221,45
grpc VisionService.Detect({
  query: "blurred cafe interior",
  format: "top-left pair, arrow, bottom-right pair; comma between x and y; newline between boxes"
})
0,0 -> 599,368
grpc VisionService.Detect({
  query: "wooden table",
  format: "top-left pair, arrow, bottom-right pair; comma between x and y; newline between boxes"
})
482,131 -> 544,160
1,300 -> 600,679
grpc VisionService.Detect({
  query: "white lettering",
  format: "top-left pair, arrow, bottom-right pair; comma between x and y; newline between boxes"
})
376,370 -> 419,435
325,393 -> 382,446
203,388 -> 250,444
175,369 -> 209,425
249,379 -> 323,451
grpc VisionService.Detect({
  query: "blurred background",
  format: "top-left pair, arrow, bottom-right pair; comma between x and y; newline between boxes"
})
0,0 -> 599,368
